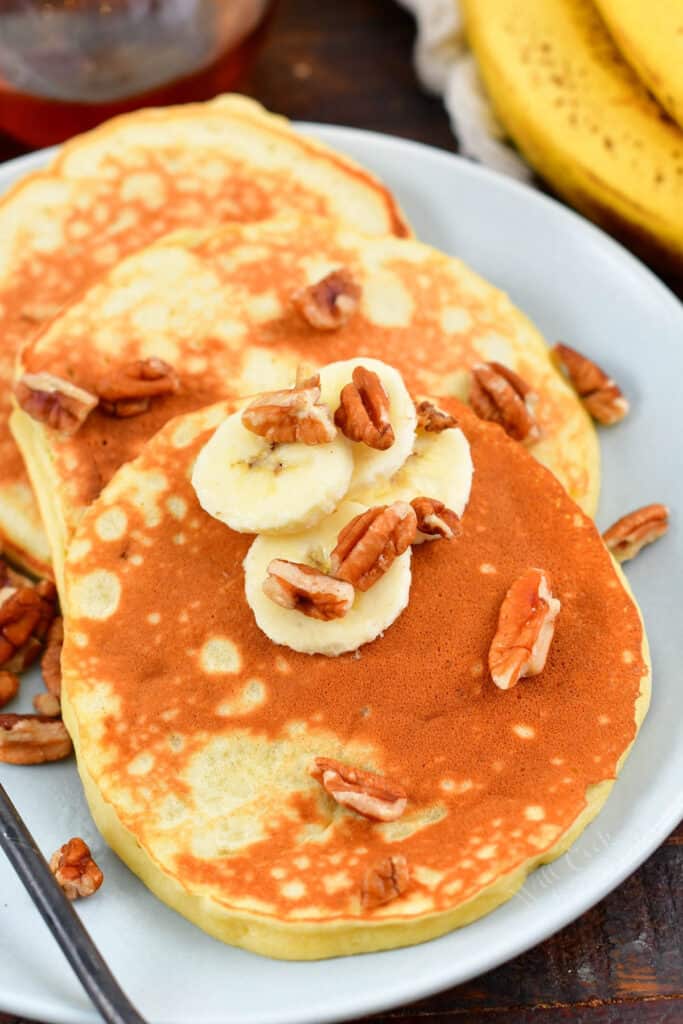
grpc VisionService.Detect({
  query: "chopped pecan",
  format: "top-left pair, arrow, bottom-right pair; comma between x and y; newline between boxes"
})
50,838 -> 103,900
14,372 -> 98,436
415,399 -> 458,433
469,362 -> 540,443
331,502 -> 417,591
489,568 -> 561,690
0,581 -> 57,671
0,671 -> 19,708
33,692 -> 61,717
603,503 -> 669,562
98,357 -> 179,417
335,366 -> 395,451
263,560 -> 354,621
0,713 -> 72,765
41,617 -> 64,696
242,375 -> 336,445
311,757 -> 407,821
411,497 -> 461,540
552,343 -> 629,425
361,855 -> 410,909
293,267 -> 360,330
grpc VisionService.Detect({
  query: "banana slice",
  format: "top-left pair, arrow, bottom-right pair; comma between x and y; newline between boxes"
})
192,411 -> 354,535
318,358 -> 417,491
351,427 -> 473,540
244,501 -> 412,656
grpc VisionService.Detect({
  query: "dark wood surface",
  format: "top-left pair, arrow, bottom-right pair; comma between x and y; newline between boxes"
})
0,1 -> 681,1023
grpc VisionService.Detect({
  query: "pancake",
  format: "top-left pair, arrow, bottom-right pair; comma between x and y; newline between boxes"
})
12,215 -> 599,592
61,396 -> 648,960
0,94 -> 409,577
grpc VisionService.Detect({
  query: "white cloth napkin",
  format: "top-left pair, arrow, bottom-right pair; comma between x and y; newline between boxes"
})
396,0 -> 533,183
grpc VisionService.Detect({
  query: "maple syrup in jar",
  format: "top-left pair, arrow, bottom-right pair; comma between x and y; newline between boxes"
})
0,0 -> 274,146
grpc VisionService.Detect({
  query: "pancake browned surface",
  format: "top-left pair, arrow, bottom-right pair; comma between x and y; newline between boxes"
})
12,215 -> 598,590
61,398 -> 647,959
0,94 -> 409,575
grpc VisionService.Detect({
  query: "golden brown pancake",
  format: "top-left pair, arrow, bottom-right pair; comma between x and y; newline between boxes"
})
12,215 -> 598,591
0,95 -> 409,575
61,397 -> 647,959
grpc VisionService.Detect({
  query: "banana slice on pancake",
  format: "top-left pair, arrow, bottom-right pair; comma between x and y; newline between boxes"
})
244,502 -> 412,656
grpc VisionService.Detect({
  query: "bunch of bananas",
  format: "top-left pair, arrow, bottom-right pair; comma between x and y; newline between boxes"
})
462,0 -> 683,276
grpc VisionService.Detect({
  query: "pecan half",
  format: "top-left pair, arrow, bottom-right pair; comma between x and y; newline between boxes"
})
242,375 -> 336,445
411,497 -> 461,540
415,399 -> 458,433
469,362 -> 540,443
98,357 -> 179,417
41,617 -> 64,696
603,503 -> 669,562
293,267 -> 360,330
335,366 -> 395,451
14,372 -> 98,436
311,757 -> 408,821
361,855 -> 410,909
0,671 -> 19,708
330,502 -> 417,591
552,343 -> 629,425
489,568 -> 561,690
50,838 -> 103,900
0,714 -> 72,765
263,560 -> 354,621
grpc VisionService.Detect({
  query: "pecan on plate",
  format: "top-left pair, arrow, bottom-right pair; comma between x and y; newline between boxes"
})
242,375 -> 336,445
335,366 -> 395,451
361,854 -> 410,910
14,372 -> 98,436
0,714 -> 72,765
489,568 -> 561,691
41,617 -> 64,696
415,399 -> 458,433
50,838 -> 103,900
293,267 -> 360,330
33,692 -> 61,717
552,343 -> 629,425
98,357 -> 179,417
311,757 -> 407,822
0,671 -> 19,708
469,362 -> 540,443
0,587 -> 42,668
330,502 -> 417,591
603,503 -> 669,563
33,580 -> 58,641
263,560 -> 354,621
411,497 -> 461,540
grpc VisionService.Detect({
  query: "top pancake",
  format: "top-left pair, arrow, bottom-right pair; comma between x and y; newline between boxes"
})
13,215 -> 599,590
0,94 -> 409,575
61,397 -> 647,960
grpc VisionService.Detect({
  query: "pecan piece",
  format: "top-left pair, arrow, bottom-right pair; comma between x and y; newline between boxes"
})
33,692 -> 61,717
41,617 -> 64,696
98,357 -> 179,417
335,366 -> 395,451
0,714 -> 72,765
0,581 -> 57,672
330,502 -> 417,591
411,497 -> 461,540
50,838 -> 103,900
552,343 -> 629,425
311,757 -> 407,821
489,568 -> 561,690
415,399 -> 458,433
361,855 -> 410,910
0,671 -> 19,708
603,503 -> 669,563
14,372 -> 98,436
293,267 -> 360,330
33,580 -> 58,641
263,560 -> 354,621
242,375 -> 336,445
469,362 -> 540,443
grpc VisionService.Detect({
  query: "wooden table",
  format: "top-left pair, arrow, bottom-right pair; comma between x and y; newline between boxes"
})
0,2 -> 681,1023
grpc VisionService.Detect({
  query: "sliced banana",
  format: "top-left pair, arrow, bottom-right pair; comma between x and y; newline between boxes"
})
351,427 -> 473,540
318,358 -> 417,491
192,410 -> 354,535
244,501 -> 412,656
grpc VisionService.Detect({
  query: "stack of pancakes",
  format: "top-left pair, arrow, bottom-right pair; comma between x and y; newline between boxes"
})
0,96 -> 648,959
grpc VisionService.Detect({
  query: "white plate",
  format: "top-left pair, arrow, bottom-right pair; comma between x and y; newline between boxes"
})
0,125 -> 681,1024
